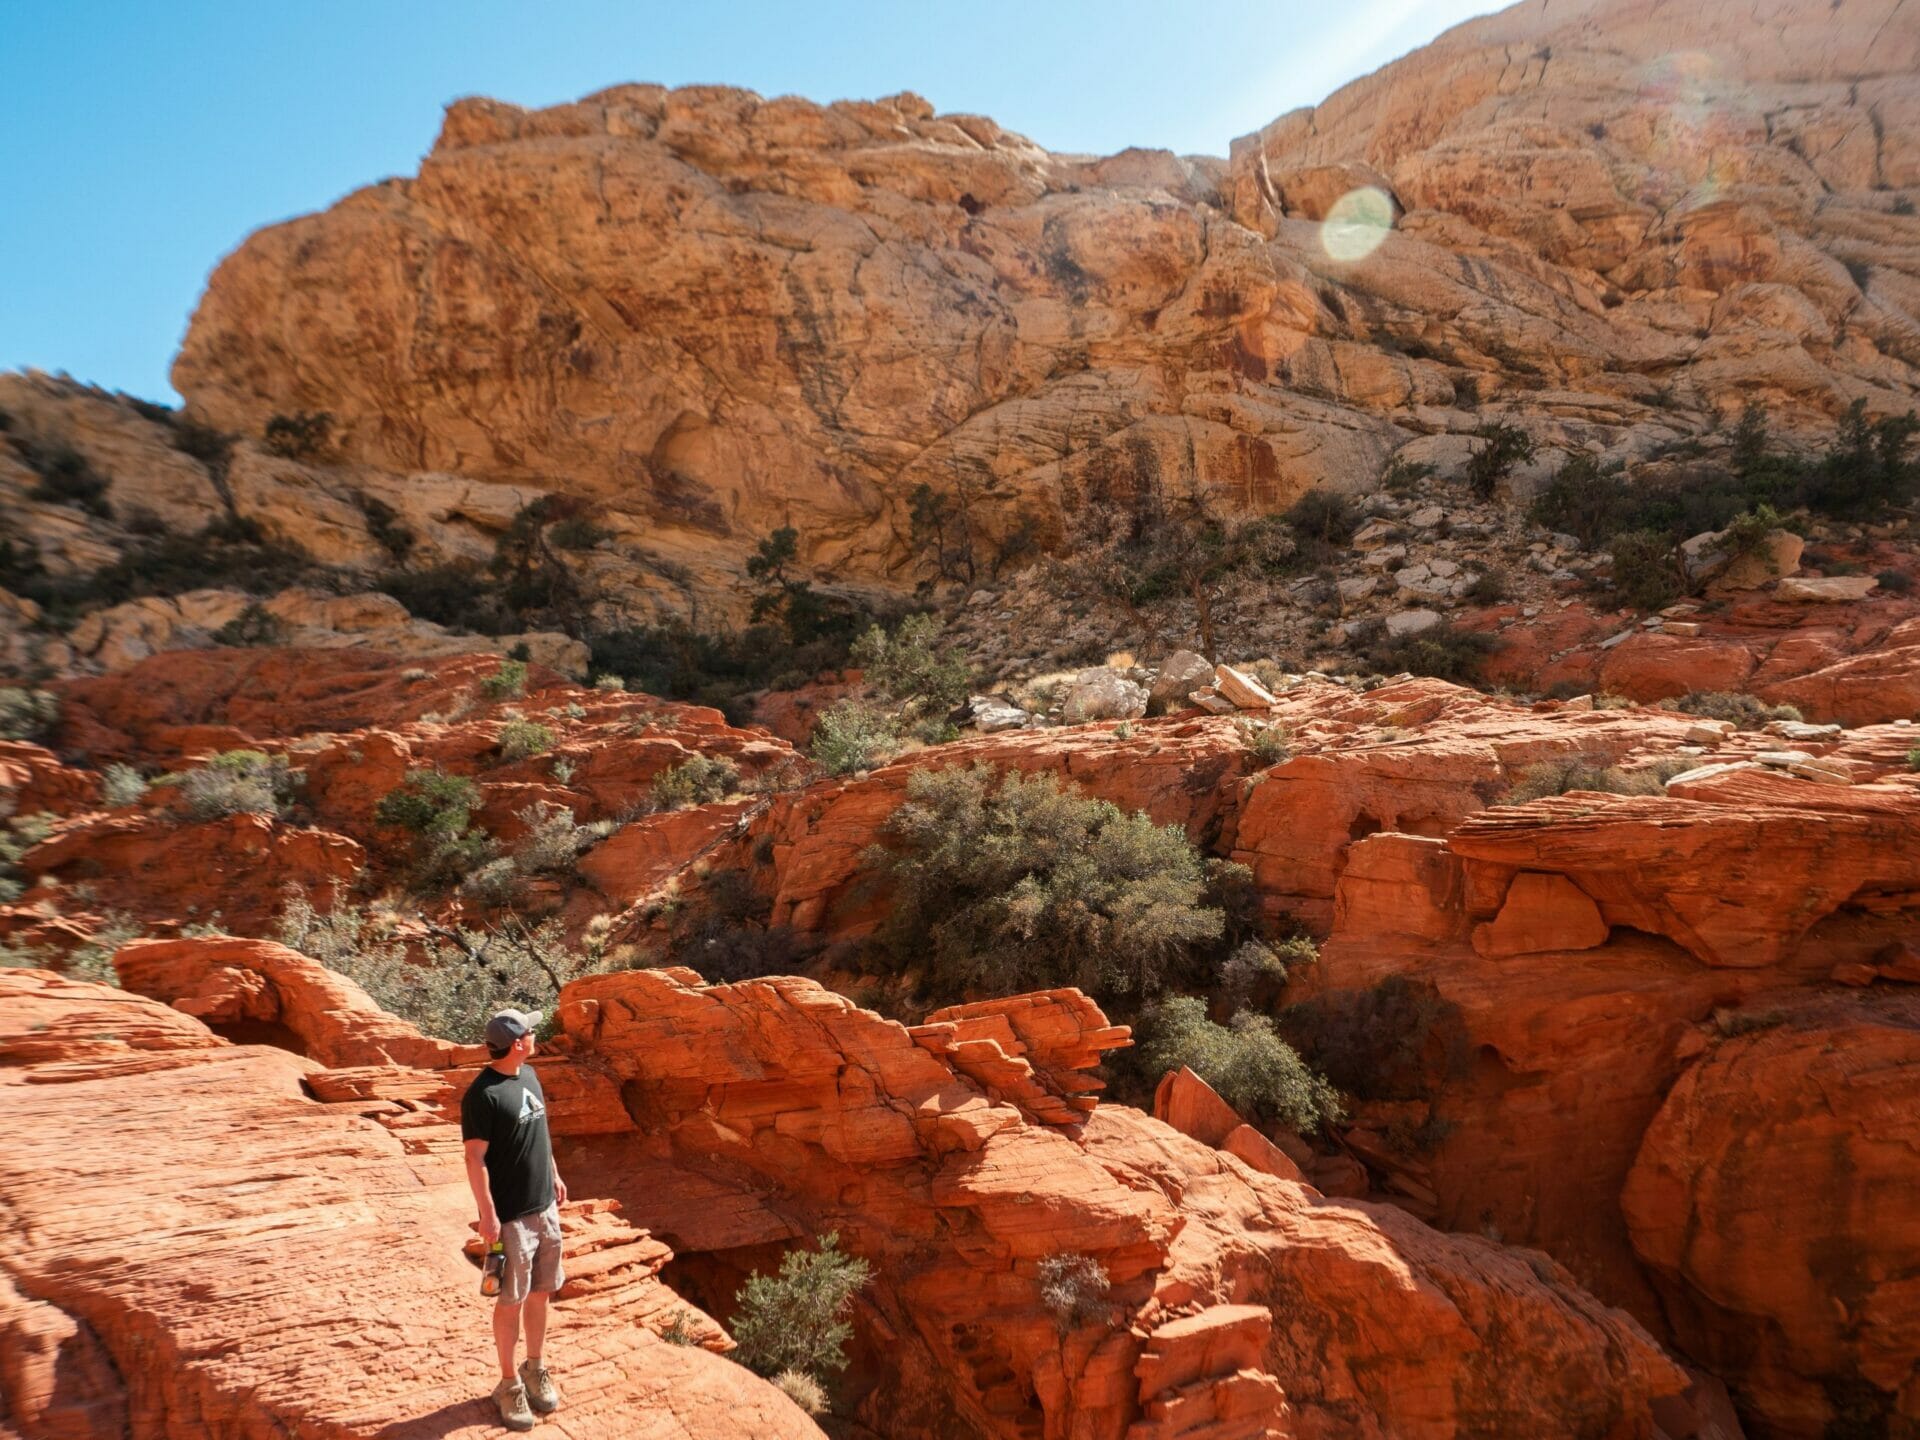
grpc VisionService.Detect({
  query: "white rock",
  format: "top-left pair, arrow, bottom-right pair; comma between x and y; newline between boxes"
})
1385,608 -> 1442,637
966,695 -> 1033,733
1777,575 -> 1879,602
1148,650 -> 1215,714
1189,687 -> 1237,714
1060,668 -> 1148,724
1409,505 -> 1446,528
1214,664 -> 1277,709
1338,575 -> 1380,601
1428,559 -> 1460,578
1560,694 -> 1596,712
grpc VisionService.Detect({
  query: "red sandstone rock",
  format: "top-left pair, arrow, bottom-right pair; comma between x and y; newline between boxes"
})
1471,871 -> 1612,957
1624,994 -> 1920,1437
0,969 -> 825,1439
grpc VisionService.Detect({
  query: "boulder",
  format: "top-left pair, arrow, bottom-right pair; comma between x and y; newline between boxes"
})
1385,608 -> 1443,637
1212,663 -> 1276,709
1059,668 -> 1148,724
1147,650 -> 1215,714
1777,575 -> 1879,602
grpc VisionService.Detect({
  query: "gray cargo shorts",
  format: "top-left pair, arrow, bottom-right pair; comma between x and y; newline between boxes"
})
499,1201 -> 565,1306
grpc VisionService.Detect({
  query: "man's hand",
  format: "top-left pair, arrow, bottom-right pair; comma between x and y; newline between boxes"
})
554,1174 -> 568,1207
477,1210 -> 501,1246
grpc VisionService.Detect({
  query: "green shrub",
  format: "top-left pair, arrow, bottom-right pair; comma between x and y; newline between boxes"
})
285,903 -> 604,1042
1137,996 -> 1341,1131
462,857 -> 523,906
850,613 -> 970,713
650,754 -> 741,810
1221,936 -> 1315,1004
176,750 -> 301,821
498,718 -> 553,760
374,769 -> 494,888
1036,1254 -> 1111,1333
1463,422 -> 1536,498
212,602 -> 291,648
1669,691 -> 1803,729
481,659 -> 529,700
1283,490 -> 1361,548
1278,976 -> 1469,1104
1608,529 -> 1682,611
729,1233 -> 871,1380
20,439 -> 113,517
513,802 -> 590,874
263,411 -> 333,460
592,673 -> 627,691
1503,755 -> 1695,803
865,765 -> 1226,1002
1877,568 -> 1913,594
101,763 -> 149,807
1907,746 -> 1920,771
0,812 -> 55,904
1360,621 -> 1498,682
0,687 -> 60,743
375,769 -> 479,836
548,515 -> 613,551
1235,718 -> 1290,766
1722,504 -> 1785,559
1464,567 -> 1510,604
810,700 -> 899,776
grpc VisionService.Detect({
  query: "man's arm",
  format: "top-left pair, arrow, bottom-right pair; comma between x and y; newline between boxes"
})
464,1138 -> 500,1244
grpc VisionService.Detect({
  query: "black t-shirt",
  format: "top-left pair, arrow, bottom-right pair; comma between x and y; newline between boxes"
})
460,1063 -> 556,1223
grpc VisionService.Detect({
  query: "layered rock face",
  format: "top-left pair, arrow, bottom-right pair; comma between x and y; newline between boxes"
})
166,0 -> 1920,614
1,950 -> 1695,1440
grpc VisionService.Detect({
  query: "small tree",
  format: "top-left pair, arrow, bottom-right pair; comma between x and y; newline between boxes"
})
1464,422 -> 1536,498
810,700 -> 899,777
851,614 -> 971,714
730,1233 -> 872,1380
481,658 -> 529,700
374,769 -> 494,888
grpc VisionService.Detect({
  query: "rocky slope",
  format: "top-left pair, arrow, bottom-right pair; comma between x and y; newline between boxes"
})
144,0 -> 1920,620
2,945 -> 1721,1440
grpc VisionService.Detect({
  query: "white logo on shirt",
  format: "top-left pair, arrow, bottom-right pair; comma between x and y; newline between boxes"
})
517,1089 -> 547,1124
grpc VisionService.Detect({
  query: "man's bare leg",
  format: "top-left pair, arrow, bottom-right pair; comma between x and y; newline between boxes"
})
523,1290 -> 549,1363
493,1300 -> 522,1381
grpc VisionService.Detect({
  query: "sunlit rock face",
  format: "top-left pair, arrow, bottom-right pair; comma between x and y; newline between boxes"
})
169,0 -> 1920,619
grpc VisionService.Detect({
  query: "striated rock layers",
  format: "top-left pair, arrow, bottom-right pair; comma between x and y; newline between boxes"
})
3,946 -> 1697,1440
165,0 -> 1920,616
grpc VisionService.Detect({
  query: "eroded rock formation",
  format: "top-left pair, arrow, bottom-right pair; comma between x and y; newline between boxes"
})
153,0 -> 1918,616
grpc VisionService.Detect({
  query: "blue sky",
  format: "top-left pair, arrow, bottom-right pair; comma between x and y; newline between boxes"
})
2,1 -> 1506,403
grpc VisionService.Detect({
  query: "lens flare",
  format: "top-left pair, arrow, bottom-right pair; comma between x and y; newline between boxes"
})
1320,187 -> 1395,263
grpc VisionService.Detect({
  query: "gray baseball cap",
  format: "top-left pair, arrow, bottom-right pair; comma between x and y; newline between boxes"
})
484,1008 -> 543,1050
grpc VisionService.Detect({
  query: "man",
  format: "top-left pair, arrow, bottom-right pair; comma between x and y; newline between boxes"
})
462,1008 -> 568,1431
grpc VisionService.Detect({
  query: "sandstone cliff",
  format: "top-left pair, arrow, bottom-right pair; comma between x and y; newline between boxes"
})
159,0 -> 1918,617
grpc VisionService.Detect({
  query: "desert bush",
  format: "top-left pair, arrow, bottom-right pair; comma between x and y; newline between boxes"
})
1235,718 -> 1290,766
18,438 -> 112,517
866,765 -> 1227,1002
1907,746 -> 1920,771
650,754 -> 741,811
263,410 -> 333,460
481,659 -> 529,700
100,763 -> 149,807
176,750 -> 301,821
0,687 -> 60,743
1463,567 -> 1510,604
1220,936 -> 1316,1005
212,602 -> 291,648
1503,755 -> 1695,803
0,912 -> 138,985
1607,529 -> 1683,611
1283,490 -> 1361,548
1669,691 -> 1803,729
548,515 -> 613,551
291,907 -> 606,1042
1463,422 -> 1536,498
1722,504 -> 1786,558
773,1370 -> 827,1416
0,812 -> 55,904
1278,976 -> 1470,1104
850,613 -> 970,713
810,699 -> 899,776
1360,622 -> 1498,682
1137,996 -> 1341,1131
462,857 -> 524,906
374,769 -> 495,887
730,1233 -> 871,1381
1036,1253 -> 1111,1333
591,673 -> 627,691
1877,568 -> 1913,594
275,889 -> 408,974
513,802 -> 591,874
497,718 -> 553,760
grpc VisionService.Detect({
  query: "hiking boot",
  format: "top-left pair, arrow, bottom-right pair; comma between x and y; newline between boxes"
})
519,1357 -> 561,1414
492,1378 -> 535,1431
